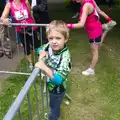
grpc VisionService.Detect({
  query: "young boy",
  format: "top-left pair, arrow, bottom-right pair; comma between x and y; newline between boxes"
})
35,20 -> 71,120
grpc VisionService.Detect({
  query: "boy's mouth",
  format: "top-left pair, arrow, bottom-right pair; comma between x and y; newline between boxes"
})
52,44 -> 58,47
52,45 -> 58,48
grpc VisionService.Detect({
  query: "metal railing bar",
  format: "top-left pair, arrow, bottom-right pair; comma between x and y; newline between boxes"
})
39,72 -> 45,118
40,27 -> 43,45
33,81 -> 40,120
31,27 -> 36,66
0,23 -> 48,27
3,68 -> 40,120
18,108 -> 23,120
7,27 -> 13,58
0,71 -> 31,76
45,77 -> 49,109
27,92 -> 32,120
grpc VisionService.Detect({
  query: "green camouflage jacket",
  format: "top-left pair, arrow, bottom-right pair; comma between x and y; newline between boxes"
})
37,43 -> 71,91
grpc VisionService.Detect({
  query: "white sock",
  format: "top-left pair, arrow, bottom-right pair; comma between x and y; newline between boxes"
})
87,68 -> 94,72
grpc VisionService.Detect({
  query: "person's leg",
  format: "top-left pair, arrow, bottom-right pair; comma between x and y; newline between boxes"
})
0,43 -> 4,57
82,35 -> 101,76
42,27 -> 48,44
48,91 -> 65,120
36,27 -> 48,45
25,34 -> 34,68
2,25 -> 12,59
33,29 -> 41,47
18,33 -> 33,67
100,30 -> 108,45
82,43 -> 99,76
29,29 -> 41,67
101,20 -> 117,45
3,37 -> 12,59
16,32 -> 23,46
0,24 -> 4,57
89,43 -> 99,69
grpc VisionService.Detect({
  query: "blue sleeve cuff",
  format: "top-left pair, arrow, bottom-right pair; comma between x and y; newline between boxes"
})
37,48 -> 42,55
50,74 -> 63,85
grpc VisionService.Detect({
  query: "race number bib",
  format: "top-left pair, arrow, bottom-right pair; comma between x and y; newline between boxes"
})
14,10 -> 28,20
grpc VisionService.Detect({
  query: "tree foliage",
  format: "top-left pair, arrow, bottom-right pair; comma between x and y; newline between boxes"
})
114,0 -> 120,5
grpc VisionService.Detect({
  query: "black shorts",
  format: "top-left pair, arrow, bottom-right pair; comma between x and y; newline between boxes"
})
89,35 -> 102,44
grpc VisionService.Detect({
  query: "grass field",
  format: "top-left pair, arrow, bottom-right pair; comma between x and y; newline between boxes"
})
0,5 -> 120,120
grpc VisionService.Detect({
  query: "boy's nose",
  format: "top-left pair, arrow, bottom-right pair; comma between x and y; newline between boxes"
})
52,39 -> 57,43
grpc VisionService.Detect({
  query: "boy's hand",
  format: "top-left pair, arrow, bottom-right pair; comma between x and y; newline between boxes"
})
35,61 -> 46,70
35,60 -> 53,79
39,50 -> 48,60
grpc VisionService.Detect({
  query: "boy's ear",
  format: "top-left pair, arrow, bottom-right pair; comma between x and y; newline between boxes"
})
65,39 -> 68,43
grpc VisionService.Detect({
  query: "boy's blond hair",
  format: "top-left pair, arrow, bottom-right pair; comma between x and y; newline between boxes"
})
46,20 -> 69,40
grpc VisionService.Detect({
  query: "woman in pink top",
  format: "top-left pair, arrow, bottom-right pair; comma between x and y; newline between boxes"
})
91,0 -> 116,44
67,0 -> 103,76
1,0 -> 41,70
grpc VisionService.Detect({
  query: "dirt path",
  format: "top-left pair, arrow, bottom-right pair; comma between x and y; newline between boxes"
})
0,47 -> 24,79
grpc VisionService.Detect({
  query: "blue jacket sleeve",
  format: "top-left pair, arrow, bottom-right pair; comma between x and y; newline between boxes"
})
37,48 -> 42,55
49,73 -> 63,85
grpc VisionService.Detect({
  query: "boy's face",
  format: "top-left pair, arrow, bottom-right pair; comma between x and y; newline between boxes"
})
48,30 -> 67,52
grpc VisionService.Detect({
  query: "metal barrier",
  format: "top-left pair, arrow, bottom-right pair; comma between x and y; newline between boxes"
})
0,23 -> 50,120
2,68 -> 72,120
3,68 -> 49,120
0,23 -> 47,76
1,23 -> 72,120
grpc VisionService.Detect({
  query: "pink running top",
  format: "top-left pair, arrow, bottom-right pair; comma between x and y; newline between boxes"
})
10,1 -> 36,32
79,0 -> 102,39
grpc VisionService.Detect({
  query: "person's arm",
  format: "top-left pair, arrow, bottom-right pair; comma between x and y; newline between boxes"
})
74,3 -> 89,28
67,3 -> 92,29
92,0 -> 112,22
1,3 -> 10,24
35,60 -> 54,79
55,52 -> 71,81
35,43 -> 52,79
50,51 -> 71,85
96,8 -> 112,22
35,44 -> 53,78
35,50 -> 71,85
37,43 -> 49,55
38,50 -> 48,60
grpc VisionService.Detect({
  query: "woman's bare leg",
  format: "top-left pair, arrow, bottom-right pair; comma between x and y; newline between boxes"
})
89,43 -> 99,69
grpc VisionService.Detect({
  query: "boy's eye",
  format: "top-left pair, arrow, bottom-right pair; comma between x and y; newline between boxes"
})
48,37 -> 61,40
56,37 -> 61,40
48,37 -> 53,40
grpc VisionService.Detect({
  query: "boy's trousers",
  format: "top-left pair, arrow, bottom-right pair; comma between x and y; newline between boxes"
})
48,90 -> 65,120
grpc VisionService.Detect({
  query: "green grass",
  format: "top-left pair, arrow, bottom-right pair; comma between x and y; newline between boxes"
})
60,29 -> 120,120
1,5 -> 120,120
